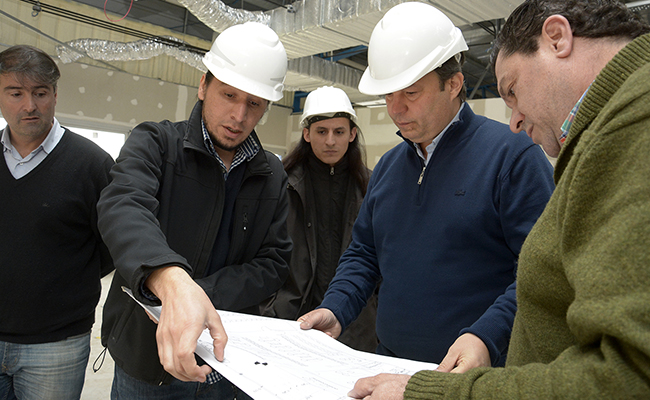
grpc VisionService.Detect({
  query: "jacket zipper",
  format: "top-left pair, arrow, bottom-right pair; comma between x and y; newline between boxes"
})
417,165 -> 426,185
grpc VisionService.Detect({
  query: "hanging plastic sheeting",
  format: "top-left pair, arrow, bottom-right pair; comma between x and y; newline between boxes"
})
55,38 -> 366,99
56,37 -> 207,72
175,0 -> 270,32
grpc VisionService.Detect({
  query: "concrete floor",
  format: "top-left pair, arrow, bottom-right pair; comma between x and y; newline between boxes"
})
80,272 -> 115,399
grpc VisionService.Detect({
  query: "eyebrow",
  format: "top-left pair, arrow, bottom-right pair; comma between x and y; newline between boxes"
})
3,84 -> 51,91
316,125 -> 347,130
497,77 -> 509,99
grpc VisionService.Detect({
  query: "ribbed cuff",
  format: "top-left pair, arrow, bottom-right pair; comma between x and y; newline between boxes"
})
405,370 -> 447,399
405,367 -> 492,399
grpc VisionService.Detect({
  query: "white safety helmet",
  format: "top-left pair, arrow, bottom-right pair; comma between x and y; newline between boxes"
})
299,86 -> 358,129
203,22 -> 288,102
358,2 -> 468,96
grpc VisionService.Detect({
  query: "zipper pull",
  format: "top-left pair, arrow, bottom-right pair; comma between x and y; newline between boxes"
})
243,212 -> 248,231
417,165 -> 426,185
330,166 -> 334,176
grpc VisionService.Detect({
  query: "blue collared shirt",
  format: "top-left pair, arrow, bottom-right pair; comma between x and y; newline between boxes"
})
2,118 -> 64,179
415,102 -> 465,166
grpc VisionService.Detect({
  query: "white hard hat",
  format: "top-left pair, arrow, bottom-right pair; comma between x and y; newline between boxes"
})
299,86 -> 358,129
203,22 -> 288,102
358,2 -> 468,96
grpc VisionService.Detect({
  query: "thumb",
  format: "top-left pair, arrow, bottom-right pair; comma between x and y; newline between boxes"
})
435,351 -> 459,373
206,312 -> 228,362
297,312 -> 315,330
298,317 -> 313,330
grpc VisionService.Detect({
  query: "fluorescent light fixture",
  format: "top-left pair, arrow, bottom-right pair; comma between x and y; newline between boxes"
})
627,0 -> 650,9
355,99 -> 386,108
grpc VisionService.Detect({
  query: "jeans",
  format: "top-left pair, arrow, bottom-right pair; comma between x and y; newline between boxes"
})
111,364 -> 253,400
0,333 -> 91,400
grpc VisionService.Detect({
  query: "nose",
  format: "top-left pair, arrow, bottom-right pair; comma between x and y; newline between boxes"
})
325,132 -> 336,146
386,93 -> 406,116
509,109 -> 525,133
24,95 -> 38,113
231,101 -> 247,122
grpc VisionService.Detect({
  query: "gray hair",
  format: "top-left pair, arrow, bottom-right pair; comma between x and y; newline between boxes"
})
0,45 -> 61,92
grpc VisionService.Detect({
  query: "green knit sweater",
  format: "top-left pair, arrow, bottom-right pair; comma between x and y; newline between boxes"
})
405,33 -> 650,399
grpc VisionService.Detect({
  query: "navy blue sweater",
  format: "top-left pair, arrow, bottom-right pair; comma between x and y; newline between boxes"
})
0,130 -> 114,344
320,105 -> 554,365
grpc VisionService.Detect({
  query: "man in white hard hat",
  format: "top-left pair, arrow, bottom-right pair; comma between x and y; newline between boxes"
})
260,86 -> 377,352
300,1 -> 553,375
97,22 -> 291,398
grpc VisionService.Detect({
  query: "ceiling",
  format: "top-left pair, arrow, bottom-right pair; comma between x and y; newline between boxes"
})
3,0 -> 650,110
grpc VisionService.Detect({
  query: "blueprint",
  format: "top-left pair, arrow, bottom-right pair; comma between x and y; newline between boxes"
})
123,287 -> 438,399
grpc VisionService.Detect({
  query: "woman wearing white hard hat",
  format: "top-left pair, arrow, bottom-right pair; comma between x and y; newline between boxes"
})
299,1 -> 554,392
260,86 -> 377,352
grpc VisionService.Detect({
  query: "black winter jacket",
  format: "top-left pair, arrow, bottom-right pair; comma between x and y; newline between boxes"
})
97,101 -> 291,385
260,160 -> 378,352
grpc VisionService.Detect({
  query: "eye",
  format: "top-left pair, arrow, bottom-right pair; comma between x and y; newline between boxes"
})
404,90 -> 420,100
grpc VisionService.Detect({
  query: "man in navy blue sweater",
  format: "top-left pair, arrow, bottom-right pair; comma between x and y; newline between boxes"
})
299,2 -> 554,373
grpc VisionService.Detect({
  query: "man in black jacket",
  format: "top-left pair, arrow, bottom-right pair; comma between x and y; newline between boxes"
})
97,22 -> 291,398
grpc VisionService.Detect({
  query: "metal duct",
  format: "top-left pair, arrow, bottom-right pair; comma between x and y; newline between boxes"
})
176,0 -> 524,59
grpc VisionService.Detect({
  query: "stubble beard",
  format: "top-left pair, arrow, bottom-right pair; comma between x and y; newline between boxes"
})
211,134 -> 241,153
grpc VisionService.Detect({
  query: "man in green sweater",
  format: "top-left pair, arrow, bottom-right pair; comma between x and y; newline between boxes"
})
348,0 -> 650,398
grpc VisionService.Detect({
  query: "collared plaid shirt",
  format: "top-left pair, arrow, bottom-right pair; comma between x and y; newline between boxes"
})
201,119 -> 259,385
559,84 -> 592,144
201,120 -> 260,177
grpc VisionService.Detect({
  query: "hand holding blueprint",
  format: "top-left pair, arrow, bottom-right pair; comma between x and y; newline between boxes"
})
123,287 -> 438,399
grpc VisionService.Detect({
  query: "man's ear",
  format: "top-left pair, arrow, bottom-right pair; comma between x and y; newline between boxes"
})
198,74 -> 207,101
302,127 -> 311,142
448,72 -> 464,98
349,126 -> 357,143
541,15 -> 573,58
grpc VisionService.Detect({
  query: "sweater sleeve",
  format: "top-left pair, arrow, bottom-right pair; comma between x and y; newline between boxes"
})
319,167 -> 382,330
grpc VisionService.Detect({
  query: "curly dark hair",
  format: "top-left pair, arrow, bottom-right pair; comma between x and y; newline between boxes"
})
0,45 -> 60,92
491,0 -> 650,66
